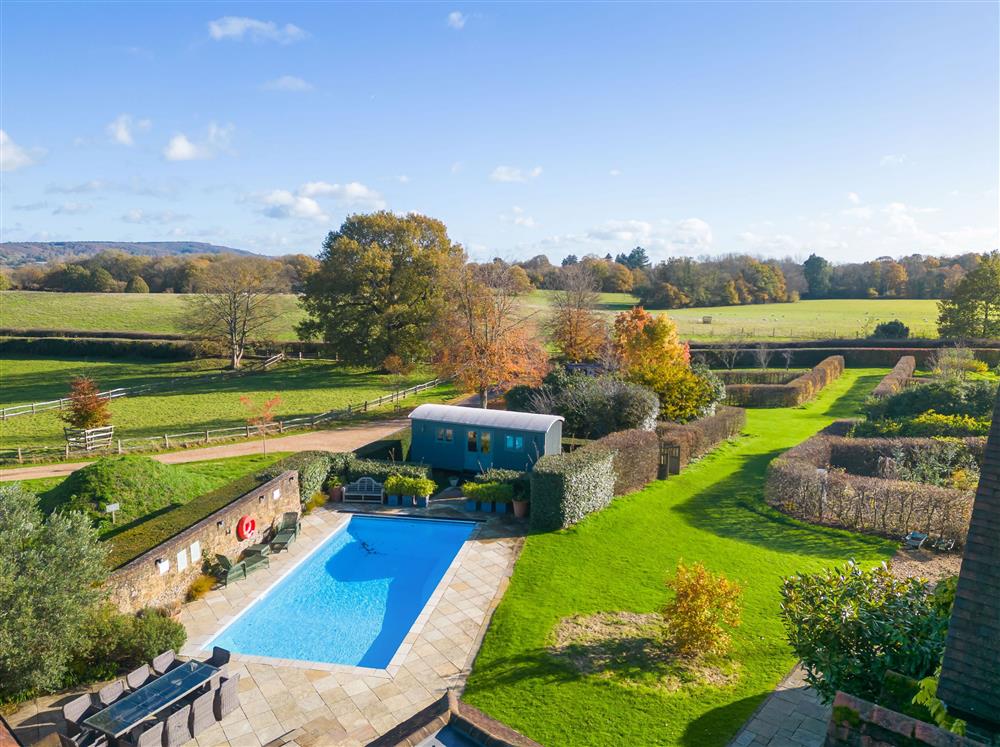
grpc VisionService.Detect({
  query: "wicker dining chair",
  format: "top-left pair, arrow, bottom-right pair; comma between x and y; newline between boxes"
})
125,663 -> 152,691
189,690 -> 216,737
118,721 -> 163,747
163,703 -> 192,747
62,693 -> 97,737
213,673 -> 241,721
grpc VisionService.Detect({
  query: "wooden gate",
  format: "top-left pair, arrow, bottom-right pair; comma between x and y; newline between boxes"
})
658,443 -> 681,479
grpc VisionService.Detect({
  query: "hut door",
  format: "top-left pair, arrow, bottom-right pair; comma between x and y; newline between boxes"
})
465,430 -> 494,471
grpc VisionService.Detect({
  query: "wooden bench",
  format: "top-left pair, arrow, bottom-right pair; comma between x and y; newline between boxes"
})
343,476 -> 385,504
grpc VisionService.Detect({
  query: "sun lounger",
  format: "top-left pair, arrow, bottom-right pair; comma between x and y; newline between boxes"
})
270,511 -> 301,552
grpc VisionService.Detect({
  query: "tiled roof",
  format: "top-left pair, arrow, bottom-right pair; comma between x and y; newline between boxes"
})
938,391 -> 1000,726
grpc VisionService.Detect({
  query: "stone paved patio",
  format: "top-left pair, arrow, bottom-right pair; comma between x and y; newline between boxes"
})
727,666 -> 830,747
8,501 -> 524,747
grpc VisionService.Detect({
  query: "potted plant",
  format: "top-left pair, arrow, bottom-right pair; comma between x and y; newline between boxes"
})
327,476 -> 344,502
512,489 -> 529,519
449,475 -> 460,488
412,477 -> 437,508
384,475 -> 404,507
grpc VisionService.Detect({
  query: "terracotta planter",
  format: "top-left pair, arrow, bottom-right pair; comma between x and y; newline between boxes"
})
513,500 -> 529,519
328,485 -> 344,502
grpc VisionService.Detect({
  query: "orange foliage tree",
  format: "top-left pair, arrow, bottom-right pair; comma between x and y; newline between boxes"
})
662,561 -> 743,657
612,307 -> 722,422
434,263 -> 549,407
548,264 -> 608,362
60,376 -> 112,429
240,394 -> 282,455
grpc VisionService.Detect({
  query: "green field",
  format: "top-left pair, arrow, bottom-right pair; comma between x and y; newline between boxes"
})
463,369 -> 896,746
0,356 -> 456,450
0,291 -> 305,340
1,291 -> 940,342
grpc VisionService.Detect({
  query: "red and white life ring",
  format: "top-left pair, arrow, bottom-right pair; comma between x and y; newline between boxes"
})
236,515 -> 256,540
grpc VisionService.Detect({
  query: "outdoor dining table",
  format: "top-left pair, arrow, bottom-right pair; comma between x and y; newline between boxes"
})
82,661 -> 219,738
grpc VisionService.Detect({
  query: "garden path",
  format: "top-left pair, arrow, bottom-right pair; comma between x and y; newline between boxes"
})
727,666 -> 830,747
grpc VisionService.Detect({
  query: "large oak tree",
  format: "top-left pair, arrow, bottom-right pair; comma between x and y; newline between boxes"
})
297,212 -> 464,365
937,251 -> 1000,339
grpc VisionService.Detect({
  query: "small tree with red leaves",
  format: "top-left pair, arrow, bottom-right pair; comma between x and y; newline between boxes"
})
61,376 -> 112,429
240,394 -> 282,455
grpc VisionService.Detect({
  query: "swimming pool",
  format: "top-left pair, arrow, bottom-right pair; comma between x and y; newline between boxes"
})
206,515 -> 476,668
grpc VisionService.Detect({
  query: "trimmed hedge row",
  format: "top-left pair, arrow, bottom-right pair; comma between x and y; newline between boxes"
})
474,468 -> 530,500
529,407 -> 747,532
0,335 -> 205,360
827,436 -> 985,477
529,445 -> 616,532
594,429 -> 660,496
0,327 -> 200,341
765,428 -> 978,546
724,356 -> 844,408
259,451 -> 336,498
343,456 -> 431,483
714,370 -> 801,385
871,356 -> 917,399
656,406 -> 746,469
693,346 -> 1000,368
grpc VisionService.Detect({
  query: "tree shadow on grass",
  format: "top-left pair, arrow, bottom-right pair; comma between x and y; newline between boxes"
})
822,373 -> 883,419
672,449 -> 888,559
679,692 -> 773,747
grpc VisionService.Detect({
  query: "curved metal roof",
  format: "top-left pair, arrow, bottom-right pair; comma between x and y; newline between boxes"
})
408,404 -> 563,433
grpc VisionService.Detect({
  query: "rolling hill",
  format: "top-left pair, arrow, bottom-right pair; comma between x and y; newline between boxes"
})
0,241 -> 259,267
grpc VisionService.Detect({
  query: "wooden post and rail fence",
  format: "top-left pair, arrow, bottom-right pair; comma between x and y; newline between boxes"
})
1,376 -> 445,465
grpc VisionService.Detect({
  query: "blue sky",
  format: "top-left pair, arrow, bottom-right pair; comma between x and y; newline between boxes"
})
2,1 -> 997,262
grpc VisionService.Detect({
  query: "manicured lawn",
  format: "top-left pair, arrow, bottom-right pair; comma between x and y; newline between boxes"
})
0,356 -> 456,449
462,368 -> 897,747
2,291 -> 940,342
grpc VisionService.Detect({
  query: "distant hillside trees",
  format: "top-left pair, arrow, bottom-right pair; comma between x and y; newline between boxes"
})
937,251 -> 1000,339
298,212 -> 464,366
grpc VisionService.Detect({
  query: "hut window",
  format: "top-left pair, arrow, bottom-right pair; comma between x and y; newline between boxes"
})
505,434 -> 524,452
435,427 -> 453,442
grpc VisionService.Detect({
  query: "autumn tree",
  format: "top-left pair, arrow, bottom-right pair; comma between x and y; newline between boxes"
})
240,394 -> 282,455
937,251 -> 1000,339
298,212 -> 464,366
548,264 -> 607,362
61,376 -> 112,429
613,307 -> 724,422
182,257 -> 282,369
434,263 -> 549,407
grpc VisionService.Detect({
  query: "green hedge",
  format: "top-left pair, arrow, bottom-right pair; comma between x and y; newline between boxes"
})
529,445 -> 616,532
343,456 -> 431,483
594,429 -> 660,496
258,451 -> 334,499
870,356 -> 917,399
724,356 -> 844,408
0,336 -> 205,360
463,481 -> 515,503
384,475 -> 436,497
474,468 -> 530,500
656,406 -> 747,468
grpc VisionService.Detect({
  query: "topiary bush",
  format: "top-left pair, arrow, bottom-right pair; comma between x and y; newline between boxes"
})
384,475 -> 437,497
780,562 -> 949,704
55,455 -> 213,529
529,445 -> 615,531
870,319 -> 910,339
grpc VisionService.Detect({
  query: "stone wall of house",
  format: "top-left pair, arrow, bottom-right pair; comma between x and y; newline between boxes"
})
825,692 -> 984,747
105,471 -> 300,614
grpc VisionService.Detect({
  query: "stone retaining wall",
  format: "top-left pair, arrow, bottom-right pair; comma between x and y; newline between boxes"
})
105,471 -> 300,614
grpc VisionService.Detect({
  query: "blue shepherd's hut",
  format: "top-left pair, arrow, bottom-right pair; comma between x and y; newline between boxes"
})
408,404 -> 563,472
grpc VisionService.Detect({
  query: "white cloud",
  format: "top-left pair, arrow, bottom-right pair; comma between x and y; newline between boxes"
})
578,217 -> 713,255
847,192 -> 860,204
490,165 -> 543,183
13,201 -> 49,211
256,190 -> 328,222
843,206 -> 874,219
501,206 -> 536,228
672,218 -> 713,249
47,179 -> 107,194
450,161 -> 464,174
122,209 -> 189,224
447,11 -> 467,29
163,123 -> 234,161
0,130 -> 37,171
299,180 -> 385,207
52,202 -> 91,215
880,154 -> 907,167
208,16 -> 306,43
261,75 -> 313,92
106,114 -> 151,146
394,175 -> 410,184
609,168 -> 622,177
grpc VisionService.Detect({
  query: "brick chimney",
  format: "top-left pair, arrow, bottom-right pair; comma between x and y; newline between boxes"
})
937,391 -> 1000,733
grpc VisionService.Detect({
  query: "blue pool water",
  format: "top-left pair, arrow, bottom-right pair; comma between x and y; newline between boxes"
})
208,515 -> 475,668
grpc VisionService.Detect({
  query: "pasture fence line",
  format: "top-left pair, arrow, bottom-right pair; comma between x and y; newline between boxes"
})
1,354 -> 293,421
0,376 -> 445,465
